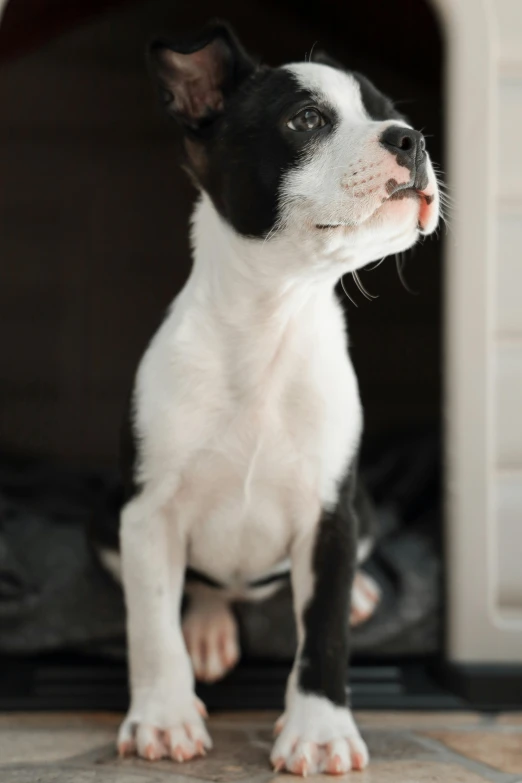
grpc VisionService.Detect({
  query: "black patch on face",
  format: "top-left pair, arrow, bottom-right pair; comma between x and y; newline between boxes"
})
149,30 -> 420,239
192,68 -> 334,237
351,71 -> 405,122
149,23 -> 338,238
311,50 -> 405,124
298,462 -> 359,706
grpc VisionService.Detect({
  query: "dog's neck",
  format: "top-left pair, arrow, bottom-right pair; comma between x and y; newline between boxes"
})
188,194 -> 345,328
184,194 -> 348,390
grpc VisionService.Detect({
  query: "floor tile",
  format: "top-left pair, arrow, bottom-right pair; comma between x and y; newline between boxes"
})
210,711 -> 279,725
425,730 -> 522,774
0,712 -> 518,783
0,766 -> 189,782
0,728 -> 115,764
355,711 -> 482,729
101,723 -> 274,781
365,730 -> 436,760
0,712 -> 122,730
495,712 -> 522,725
265,760 -> 491,782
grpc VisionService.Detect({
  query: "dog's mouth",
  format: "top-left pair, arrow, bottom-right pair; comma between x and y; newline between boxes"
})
315,187 -> 435,231
388,186 -> 419,201
316,223 -> 351,229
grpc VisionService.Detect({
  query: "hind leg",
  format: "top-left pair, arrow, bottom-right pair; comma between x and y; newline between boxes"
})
183,585 -> 240,683
350,569 -> 381,626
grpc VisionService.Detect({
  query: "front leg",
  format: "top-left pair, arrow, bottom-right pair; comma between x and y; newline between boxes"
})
117,491 -> 211,762
271,496 -> 369,776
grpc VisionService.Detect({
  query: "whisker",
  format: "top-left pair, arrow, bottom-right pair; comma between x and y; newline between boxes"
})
352,270 -> 378,300
305,41 -> 318,62
366,256 -> 387,271
340,275 -> 358,308
261,220 -> 280,247
395,252 -> 418,295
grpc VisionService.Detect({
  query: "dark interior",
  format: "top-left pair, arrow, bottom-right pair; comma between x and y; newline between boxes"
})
0,0 -> 446,709
0,0 -> 443,465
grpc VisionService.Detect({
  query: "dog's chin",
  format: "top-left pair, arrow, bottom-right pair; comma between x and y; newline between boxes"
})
310,197 -> 423,270
315,188 -> 437,236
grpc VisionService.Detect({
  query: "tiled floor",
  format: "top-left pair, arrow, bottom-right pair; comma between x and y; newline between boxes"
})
0,711 -> 521,782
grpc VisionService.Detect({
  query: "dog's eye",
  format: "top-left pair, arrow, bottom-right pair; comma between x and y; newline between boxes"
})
287,107 -> 327,132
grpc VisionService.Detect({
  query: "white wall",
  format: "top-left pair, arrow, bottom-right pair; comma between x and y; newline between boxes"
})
492,0 -> 522,618
436,0 -> 522,662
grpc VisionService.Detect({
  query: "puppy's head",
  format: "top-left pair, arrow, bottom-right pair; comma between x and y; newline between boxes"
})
148,21 -> 439,270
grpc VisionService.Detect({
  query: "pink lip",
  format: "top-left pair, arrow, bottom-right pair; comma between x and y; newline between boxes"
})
418,190 -> 436,231
388,186 -> 436,232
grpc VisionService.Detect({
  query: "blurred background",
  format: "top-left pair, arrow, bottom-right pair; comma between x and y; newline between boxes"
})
0,0 -> 519,711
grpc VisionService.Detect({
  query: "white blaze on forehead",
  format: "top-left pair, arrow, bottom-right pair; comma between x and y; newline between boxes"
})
283,62 -> 370,123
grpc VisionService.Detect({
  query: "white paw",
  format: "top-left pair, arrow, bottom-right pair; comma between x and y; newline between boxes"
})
350,569 -> 381,626
271,693 -> 369,776
117,691 -> 212,762
183,593 -> 240,682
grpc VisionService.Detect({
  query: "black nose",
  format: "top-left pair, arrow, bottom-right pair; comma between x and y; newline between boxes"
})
380,126 -> 425,168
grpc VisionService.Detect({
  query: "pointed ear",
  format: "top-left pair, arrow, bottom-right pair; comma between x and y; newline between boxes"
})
147,21 -> 256,132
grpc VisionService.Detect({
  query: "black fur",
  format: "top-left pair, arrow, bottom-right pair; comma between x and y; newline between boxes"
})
147,28 -> 408,241
147,21 -> 257,131
198,69 -> 336,238
185,566 -> 290,591
148,23 -> 343,238
120,391 -> 141,504
352,71 -> 404,122
311,49 -> 404,123
298,466 -> 359,706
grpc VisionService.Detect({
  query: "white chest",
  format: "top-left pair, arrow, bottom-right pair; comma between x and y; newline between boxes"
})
136,286 -> 362,586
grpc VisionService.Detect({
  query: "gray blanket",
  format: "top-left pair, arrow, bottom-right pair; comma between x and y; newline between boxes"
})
0,437 -> 441,659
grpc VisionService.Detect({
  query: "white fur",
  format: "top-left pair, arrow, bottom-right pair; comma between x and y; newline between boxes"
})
98,548 -> 122,582
132,194 -> 362,586
351,570 -> 381,625
271,692 -> 369,775
118,60 -> 440,771
281,63 -> 440,244
357,536 -> 374,563
182,584 -> 240,682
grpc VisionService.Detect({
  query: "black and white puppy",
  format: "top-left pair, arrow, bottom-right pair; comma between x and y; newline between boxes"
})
114,21 -> 439,776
